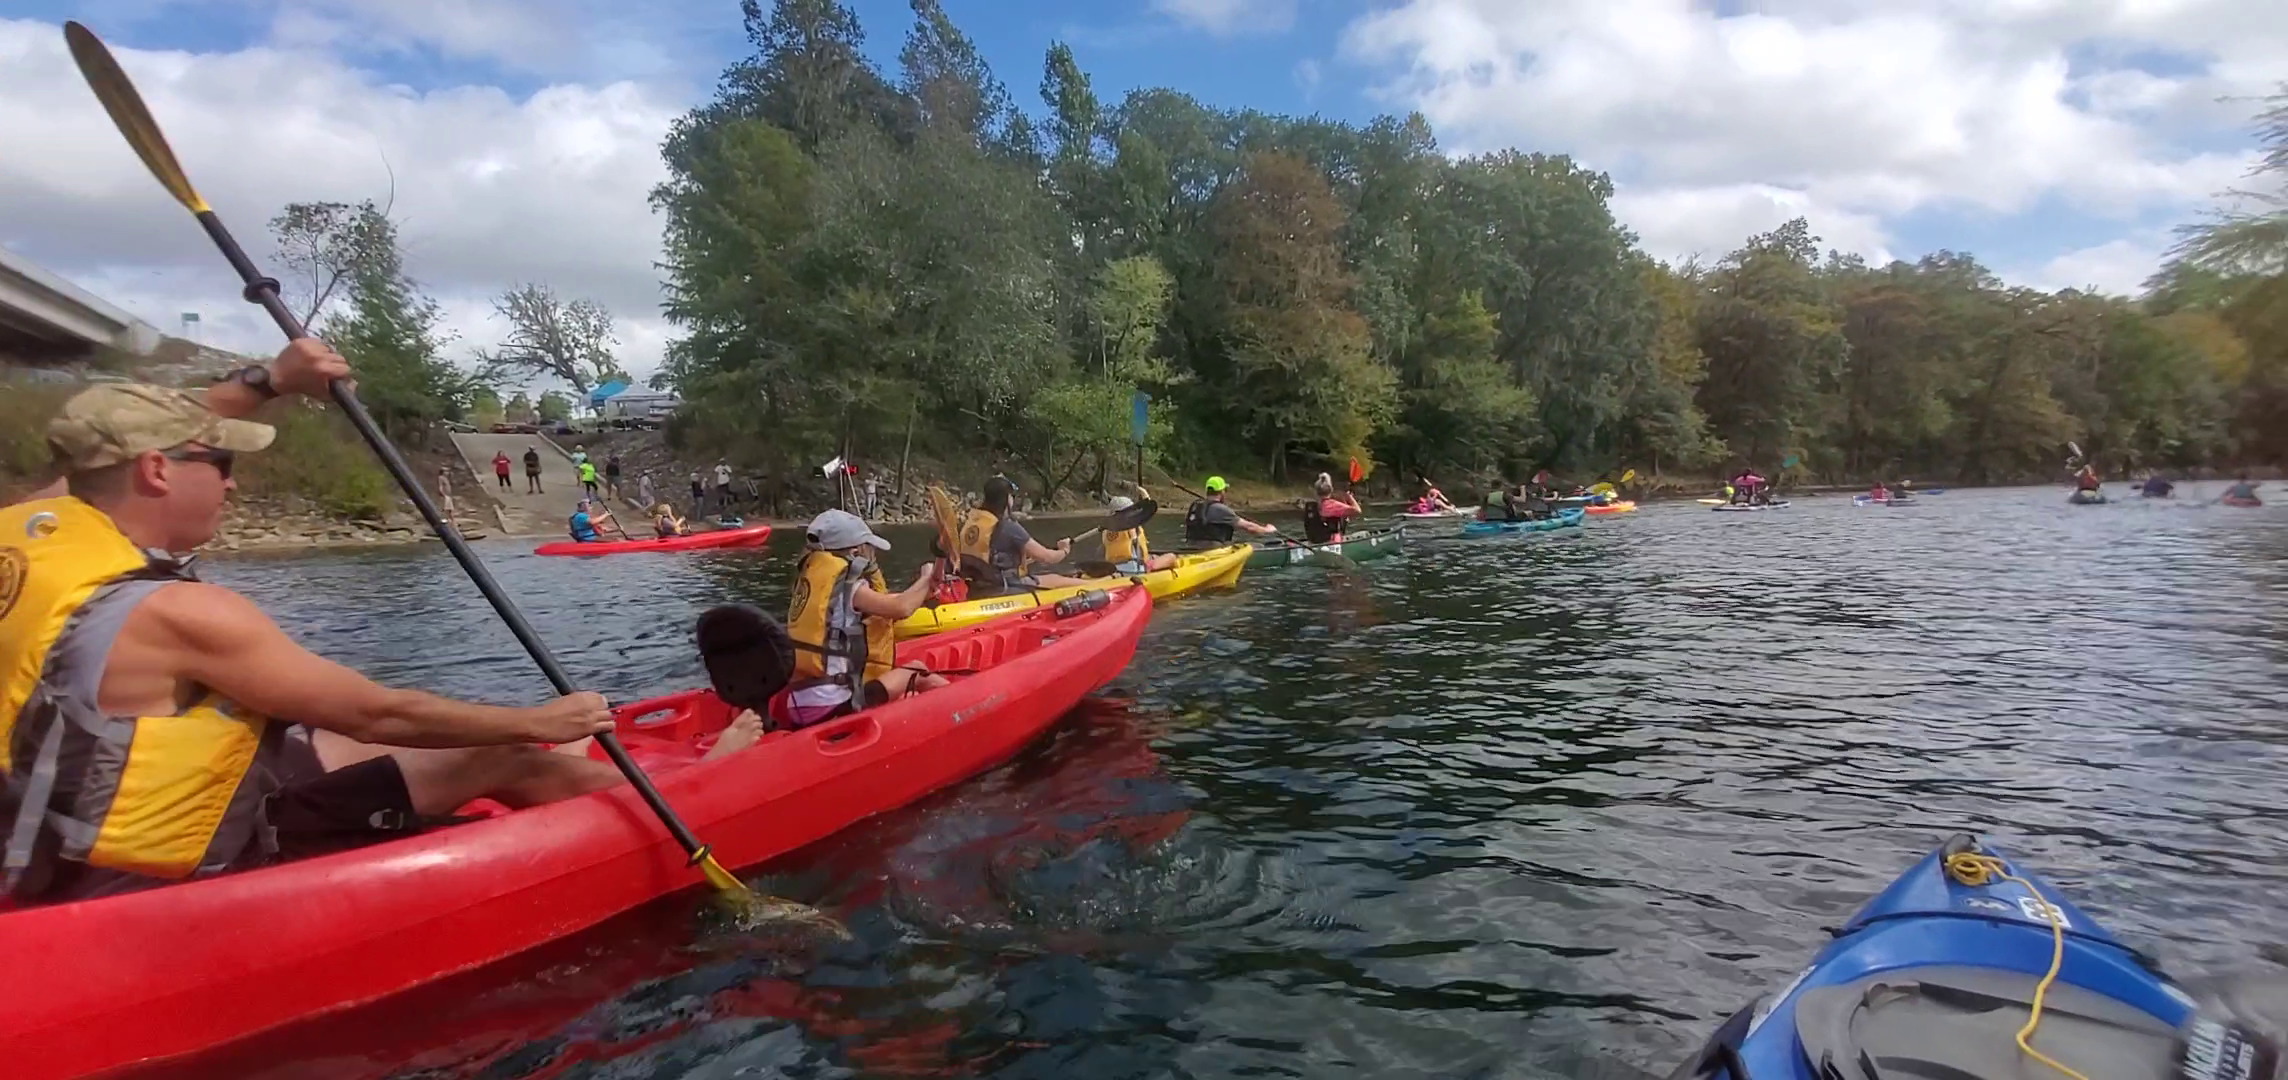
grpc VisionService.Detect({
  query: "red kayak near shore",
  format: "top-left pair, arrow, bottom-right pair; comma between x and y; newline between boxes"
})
0,588 -> 1151,1080
533,523 -> 773,556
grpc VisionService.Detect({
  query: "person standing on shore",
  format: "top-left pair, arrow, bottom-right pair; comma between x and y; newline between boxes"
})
689,470 -> 706,518
436,465 -> 456,520
713,460 -> 734,518
492,451 -> 511,490
523,446 -> 543,494
637,471 -> 657,513
603,452 -> 623,504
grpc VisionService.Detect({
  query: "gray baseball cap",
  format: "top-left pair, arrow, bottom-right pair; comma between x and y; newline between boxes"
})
806,508 -> 889,551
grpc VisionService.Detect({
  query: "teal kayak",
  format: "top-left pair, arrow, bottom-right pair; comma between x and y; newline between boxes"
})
1246,526 -> 1406,570
1460,508 -> 1586,536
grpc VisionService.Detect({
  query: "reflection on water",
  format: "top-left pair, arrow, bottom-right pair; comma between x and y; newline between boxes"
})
151,489 -> 2288,1078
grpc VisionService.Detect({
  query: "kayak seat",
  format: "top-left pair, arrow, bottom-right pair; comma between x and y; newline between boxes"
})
1792,965 -> 2186,1080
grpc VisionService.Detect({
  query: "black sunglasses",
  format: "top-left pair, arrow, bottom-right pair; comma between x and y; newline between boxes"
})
163,447 -> 235,480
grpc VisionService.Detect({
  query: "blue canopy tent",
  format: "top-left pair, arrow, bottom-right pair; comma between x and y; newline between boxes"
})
588,380 -> 630,411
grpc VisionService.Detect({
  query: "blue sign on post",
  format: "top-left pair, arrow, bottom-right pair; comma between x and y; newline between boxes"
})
1130,390 -> 1150,446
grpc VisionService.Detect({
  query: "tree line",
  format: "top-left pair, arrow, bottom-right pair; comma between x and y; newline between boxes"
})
272,0 -> 2288,502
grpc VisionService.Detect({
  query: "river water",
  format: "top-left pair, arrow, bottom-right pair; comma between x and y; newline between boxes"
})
156,487 -> 2287,1079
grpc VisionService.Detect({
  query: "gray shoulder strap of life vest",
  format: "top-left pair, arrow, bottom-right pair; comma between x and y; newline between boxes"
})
4,577 -> 173,886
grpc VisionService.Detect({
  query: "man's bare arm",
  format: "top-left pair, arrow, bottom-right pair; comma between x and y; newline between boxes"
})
139,584 -> 610,747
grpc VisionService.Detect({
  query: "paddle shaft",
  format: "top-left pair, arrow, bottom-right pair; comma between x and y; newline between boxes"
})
199,211 -> 716,864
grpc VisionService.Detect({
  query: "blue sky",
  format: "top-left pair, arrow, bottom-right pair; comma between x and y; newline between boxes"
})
2,0 -> 2282,375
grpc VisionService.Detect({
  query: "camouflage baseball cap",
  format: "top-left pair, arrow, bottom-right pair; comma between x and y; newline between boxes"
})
46,383 -> 275,471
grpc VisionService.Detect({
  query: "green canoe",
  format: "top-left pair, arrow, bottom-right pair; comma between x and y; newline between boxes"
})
1245,525 -> 1406,570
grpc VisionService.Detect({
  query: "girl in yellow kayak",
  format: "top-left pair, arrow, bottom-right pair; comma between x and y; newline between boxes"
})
1103,495 -> 1177,573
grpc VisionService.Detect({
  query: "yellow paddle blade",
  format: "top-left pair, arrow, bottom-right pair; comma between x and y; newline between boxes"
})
926,484 -> 962,553
63,22 -> 210,214
1619,468 -> 1637,484
695,851 -> 852,940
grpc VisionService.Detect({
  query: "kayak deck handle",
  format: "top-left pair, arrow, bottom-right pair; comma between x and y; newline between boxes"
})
814,716 -> 883,757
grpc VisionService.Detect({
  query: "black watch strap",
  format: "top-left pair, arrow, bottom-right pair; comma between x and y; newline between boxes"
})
219,365 -> 279,398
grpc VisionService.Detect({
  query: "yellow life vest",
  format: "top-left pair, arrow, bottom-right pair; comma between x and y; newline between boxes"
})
1104,527 -> 1149,566
957,507 -> 1029,582
786,550 -> 896,691
0,498 -> 286,899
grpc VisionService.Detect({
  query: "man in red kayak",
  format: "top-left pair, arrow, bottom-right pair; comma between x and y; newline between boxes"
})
0,347 -> 691,906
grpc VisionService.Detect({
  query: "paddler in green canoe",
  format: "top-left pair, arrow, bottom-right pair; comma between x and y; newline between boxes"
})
1182,476 -> 1279,544
0,348 -> 710,907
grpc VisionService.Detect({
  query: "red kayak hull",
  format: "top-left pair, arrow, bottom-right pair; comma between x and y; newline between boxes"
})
532,523 -> 773,556
0,588 -> 1151,1080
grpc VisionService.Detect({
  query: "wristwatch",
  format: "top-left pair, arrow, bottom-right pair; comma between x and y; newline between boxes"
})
217,364 -> 279,398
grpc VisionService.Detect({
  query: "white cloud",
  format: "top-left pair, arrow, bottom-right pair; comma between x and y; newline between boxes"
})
2024,235 -> 2173,296
1153,0 -> 1299,38
1340,0 -> 2288,286
0,16 -> 682,382
1611,183 -> 1896,266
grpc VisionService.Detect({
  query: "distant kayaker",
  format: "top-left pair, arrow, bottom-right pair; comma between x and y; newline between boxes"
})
1868,481 -> 1890,502
782,510 -> 948,727
652,502 -> 689,538
1411,478 -> 1457,514
568,499 -> 620,543
2074,463 -> 2101,492
1,351 -> 646,906
1302,472 -> 1362,543
1732,469 -> 1768,504
961,476 -> 1093,590
1103,494 -> 1176,573
1182,476 -> 1278,543
2141,474 -> 2174,498
492,450 -> 512,489
523,446 -> 543,493
2222,476 -> 2263,505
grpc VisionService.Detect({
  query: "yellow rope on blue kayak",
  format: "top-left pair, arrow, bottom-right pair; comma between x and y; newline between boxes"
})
1943,851 -> 2090,1080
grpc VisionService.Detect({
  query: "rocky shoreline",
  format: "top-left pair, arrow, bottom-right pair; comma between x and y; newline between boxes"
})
202,500 -> 491,554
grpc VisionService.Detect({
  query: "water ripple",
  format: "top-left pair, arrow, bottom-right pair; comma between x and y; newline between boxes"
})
159,487 -> 2288,1079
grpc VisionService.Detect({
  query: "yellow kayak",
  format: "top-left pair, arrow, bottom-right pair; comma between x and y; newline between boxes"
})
894,543 -> 1251,638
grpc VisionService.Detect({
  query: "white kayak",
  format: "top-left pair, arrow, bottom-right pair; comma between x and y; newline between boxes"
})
1712,501 -> 1791,512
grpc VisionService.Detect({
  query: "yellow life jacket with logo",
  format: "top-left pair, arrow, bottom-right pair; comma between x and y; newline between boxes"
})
0,497 -> 289,900
957,507 -> 1029,584
1104,527 -> 1149,567
786,550 -> 897,694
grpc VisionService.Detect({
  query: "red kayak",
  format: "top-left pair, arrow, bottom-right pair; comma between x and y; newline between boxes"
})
532,523 -> 772,556
0,588 -> 1151,1080
129,697 -> 1192,1079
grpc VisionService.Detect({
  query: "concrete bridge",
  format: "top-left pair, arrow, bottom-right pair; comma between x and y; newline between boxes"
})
0,246 -> 162,361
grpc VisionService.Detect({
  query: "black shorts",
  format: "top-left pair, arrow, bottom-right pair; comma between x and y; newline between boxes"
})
264,754 -> 421,862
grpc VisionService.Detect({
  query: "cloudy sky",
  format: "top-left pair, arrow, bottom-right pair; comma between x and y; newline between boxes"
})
2,0 -> 2282,387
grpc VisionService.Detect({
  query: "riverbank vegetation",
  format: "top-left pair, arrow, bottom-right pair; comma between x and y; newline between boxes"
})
32,0 -> 2274,517
642,0 -> 2287,499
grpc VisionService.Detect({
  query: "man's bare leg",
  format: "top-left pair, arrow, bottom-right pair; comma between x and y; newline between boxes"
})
313,730 -> 624,814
